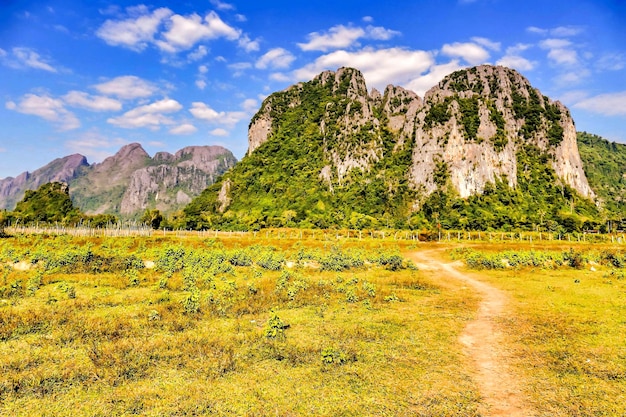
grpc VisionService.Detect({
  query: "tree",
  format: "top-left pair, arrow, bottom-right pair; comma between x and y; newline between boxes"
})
141,209 -> 163,230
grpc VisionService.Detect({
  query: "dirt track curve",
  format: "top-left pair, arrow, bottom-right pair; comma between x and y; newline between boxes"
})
410,250 -> 535,417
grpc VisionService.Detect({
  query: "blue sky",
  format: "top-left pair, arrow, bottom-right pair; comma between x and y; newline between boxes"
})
1,0 -> 625,178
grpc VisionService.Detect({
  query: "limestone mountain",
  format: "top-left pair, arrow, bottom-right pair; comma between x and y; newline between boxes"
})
0,154 -> 88,210
183,65 -> 600,231
0,143 -> 237,218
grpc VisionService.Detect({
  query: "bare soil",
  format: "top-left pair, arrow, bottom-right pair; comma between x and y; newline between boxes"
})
410,250 -> 536,417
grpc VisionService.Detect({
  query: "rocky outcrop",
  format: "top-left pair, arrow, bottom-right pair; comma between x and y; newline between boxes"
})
409,65 -> 593,199
245,64 -> 594,206
0,154 -> 88,210
120,146 -> 236,214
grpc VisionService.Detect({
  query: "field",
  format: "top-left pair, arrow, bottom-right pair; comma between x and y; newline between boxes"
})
0,232 -> 624,416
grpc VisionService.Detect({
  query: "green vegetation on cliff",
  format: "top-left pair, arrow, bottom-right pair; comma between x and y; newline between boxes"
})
577,131 -> 626,219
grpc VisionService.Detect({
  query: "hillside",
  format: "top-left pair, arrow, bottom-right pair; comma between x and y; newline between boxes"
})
0,144 -> 237,219
577,131 -> 626,219
182,65 -> 599,232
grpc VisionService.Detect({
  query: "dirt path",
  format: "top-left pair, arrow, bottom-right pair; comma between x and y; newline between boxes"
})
410,250 -> 534,417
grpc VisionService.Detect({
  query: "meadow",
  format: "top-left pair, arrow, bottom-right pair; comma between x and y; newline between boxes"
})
0,232 -> 624,416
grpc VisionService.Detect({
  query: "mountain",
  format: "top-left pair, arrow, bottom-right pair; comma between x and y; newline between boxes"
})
0,143 -> 237,218
182,65 -> 600,231
0,154 -> 88,210
577,131 -> 626,218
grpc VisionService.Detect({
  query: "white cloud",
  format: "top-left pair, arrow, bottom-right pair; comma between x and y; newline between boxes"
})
405,61 -> 465,96
187,45 -> 208,61
293,47 -> 435,93
556,69 -> 591,86
540,38 -> 572,49
199,65 -> 209,74
471,37 -> 500,51
441,42 -> 490,65
156,11 -> 240,52
6,93 -> 79,130
574,91 -> 626,116
256,48 -> 296,70
238,34 -> 260,52
527,25 -> 584,37
189,102 -> 246,127
298,25 -> 365,52
241,98 -> 258,112
366,25 -> 401,41
210,128 -> 229,136
362,16 -> 374,23
539,38 -> 578,66
269,72 -> 291,82
96,7 -> 172,51
93,75 -> 157,99
196,79 -> 207,90
169,123 -> 197,135
496,55 -> 536,71
107,98 -> 182,129
63,91 -> 122,112
596,53 -> 626,71
6,47 -> 58,72
298,24 -> 400,52
210,0 -> 235,11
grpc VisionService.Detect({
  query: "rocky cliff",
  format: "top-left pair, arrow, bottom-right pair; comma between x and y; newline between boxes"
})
0,154 -> 88,210
0,143 -> 237,218
119,146 -> 237,215
185,65 -> 598,231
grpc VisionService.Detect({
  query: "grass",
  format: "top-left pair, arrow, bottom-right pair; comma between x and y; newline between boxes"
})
0,234 -> 481,416
452,243 -> 626,416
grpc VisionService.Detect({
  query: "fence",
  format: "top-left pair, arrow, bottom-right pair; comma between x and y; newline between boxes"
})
3,225 -> 625,245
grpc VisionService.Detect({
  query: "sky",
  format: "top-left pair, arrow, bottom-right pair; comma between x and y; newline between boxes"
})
0,0 -> 625,179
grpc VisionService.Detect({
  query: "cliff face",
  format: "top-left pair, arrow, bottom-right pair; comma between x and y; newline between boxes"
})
120,146 -> 237,215
246,65 -> 593,202
409,65 -> 593,199
0,154 -> 88,210
0,143 -> 237,218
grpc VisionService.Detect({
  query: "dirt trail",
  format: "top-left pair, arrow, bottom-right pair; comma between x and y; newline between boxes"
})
410,250 -> 534,417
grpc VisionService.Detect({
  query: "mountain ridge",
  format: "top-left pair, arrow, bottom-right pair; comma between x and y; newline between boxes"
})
183,64 -> 601,231
0,143 -> 237,218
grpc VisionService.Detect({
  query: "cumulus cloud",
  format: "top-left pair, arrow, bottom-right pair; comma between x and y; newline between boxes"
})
189,102 -> 246,127
496,43 -> 536,71
538,39 -> 578,66
256,48 -> 296,70
293,47 -> 435,93
6,93 -> 79,130
209,128 -> 229,136
210,0 -> 235,11
63,91 -> 122,112
471,37 -> 500,51
238,34 -> 260,52
187,45 -> 208,61
298,24 -> 400,52
96,6 -> 172,51
93,75 -> 158,99
97,7 -> 242,54
169,123 -> 198,135
574,91 -> 626,116
405,61 -> 465,96
496,55 -> 536,71
156,11 -> 240,52
1,47 -> 59,72
441,42 -> 490,65
107,98 -> 182,129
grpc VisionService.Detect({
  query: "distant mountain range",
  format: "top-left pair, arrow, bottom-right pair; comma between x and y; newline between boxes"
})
0,143 -> 236,218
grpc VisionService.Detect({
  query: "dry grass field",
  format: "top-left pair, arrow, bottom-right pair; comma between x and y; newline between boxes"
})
0,232 -> 624,416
